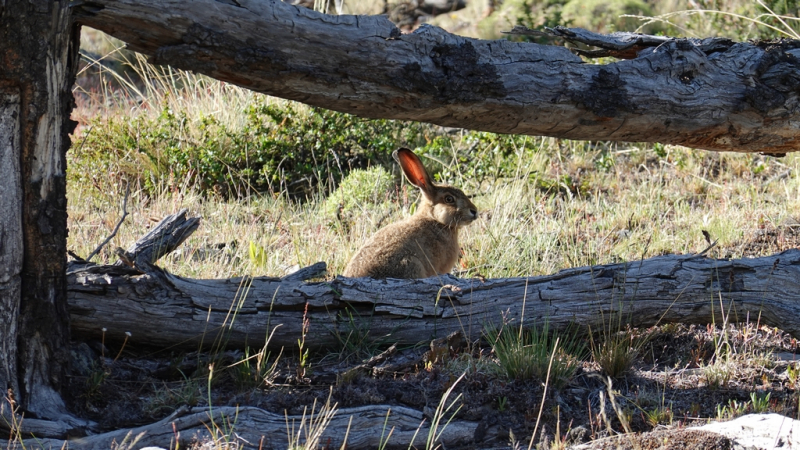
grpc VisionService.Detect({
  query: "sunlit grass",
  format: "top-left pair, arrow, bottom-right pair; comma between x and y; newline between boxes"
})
70,25 -> 800,280
67,138 -> 800,281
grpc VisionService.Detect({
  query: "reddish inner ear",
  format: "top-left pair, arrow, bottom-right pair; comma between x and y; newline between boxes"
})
397,150 -> 429,189
405,162 -> 428,188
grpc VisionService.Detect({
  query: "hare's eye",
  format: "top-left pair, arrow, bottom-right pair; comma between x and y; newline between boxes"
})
445,195 -> 455,204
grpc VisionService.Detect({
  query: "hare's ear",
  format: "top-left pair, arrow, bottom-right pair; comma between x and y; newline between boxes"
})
394,148 -> 435,196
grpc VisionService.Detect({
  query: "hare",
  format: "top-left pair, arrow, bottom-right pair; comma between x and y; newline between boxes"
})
343,148 -> 478,279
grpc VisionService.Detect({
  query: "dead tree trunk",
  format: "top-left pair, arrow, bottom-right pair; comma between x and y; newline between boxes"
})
68,224 -> 800,351
0,0 -> 86,432
73,0 -> 800,154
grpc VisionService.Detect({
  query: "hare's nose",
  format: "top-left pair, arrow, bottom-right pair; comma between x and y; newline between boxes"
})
469,209 -> 477,218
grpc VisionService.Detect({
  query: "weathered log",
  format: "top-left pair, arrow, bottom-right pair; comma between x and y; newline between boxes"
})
8,403 -> 486,449
506,25 -> 735,60
117,208 -> 200,268
72,0 -> 800,154
68,249 -> 800,350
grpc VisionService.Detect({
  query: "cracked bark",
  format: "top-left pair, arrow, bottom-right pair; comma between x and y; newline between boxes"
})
73,0 -> 800,153
67,250 -> 800,351
0,0 -> 87,431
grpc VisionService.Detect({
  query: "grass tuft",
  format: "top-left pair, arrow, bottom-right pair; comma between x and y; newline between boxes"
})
486,320 -> 587,389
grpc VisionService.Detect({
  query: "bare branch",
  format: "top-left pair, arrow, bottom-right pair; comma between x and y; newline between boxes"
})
86,183 -> 130,262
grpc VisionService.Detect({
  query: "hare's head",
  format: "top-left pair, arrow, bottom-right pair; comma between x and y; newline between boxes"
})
394,148 -> 478,228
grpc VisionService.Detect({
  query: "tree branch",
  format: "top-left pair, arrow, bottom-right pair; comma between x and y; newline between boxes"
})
73,0 -> 800,154
85,183 -> 129,262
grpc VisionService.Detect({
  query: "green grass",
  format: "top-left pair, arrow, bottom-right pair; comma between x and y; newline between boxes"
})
486,320 -> 588,389
68,133 -> 800,280
430,0 -> 800,40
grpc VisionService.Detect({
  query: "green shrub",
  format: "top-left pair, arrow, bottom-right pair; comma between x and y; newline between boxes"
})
71,91 -> 600,204
323,166 -> 396,219
423,132 -> 542,186
70,100 -> 428,198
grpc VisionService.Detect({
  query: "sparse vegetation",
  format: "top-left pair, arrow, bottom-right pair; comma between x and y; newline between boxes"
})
59,2 -> 800,448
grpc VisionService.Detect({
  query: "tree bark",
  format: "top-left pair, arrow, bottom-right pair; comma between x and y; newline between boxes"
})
68,249 -> 800,351
73,0 -> 800,154
0,0 -> 83,426
0,82 -> 23,419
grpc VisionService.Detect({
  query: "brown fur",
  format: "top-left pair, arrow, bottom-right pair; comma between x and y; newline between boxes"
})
343,148 -> 478,279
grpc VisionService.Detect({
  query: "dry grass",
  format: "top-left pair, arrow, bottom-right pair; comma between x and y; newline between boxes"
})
67,134 -> 800,280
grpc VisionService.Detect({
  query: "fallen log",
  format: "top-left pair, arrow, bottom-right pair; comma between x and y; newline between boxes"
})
59,251 -> 800,448
72,0 -> 800,154
18,212 -> 495,450
11,403 -> 484,449
58,215 -> 800,449
67,210 -> 800,350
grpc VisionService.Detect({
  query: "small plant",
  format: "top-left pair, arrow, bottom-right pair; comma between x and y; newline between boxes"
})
788,362 -> 799,386
652,143 -> 668,159
589,276 -> 654,379
497,396 -> 508,412
248,241 -> 269,269
330,308 -> 383,362
704,295 -> 737,389
703,359 -> 734,389
750,392 -> 771,413
594,150 -> 615,172
423,372 -> 466,450
548,406 -> 570,450
634,370 -> 674,427
590,324 -> 641,379
145,374 -> 201,416
297,302 -> 311,379
322,166 -> 395,219
486,319 -> 587,389
286,388 -> 340,450
85,329 -> 132,401
84,360 -> 110,401
716,398 -> 748,420
643,404 -> 674,428
230,344 -> 282,390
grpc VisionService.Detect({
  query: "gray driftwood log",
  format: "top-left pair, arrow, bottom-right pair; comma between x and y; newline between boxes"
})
68,249 -> 800,350
72,0 -> 800,154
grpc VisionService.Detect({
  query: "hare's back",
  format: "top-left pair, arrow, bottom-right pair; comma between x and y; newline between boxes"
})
343,219 -> 456,279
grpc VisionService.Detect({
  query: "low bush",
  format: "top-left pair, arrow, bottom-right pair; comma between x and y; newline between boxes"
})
71,99 -> 429,198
